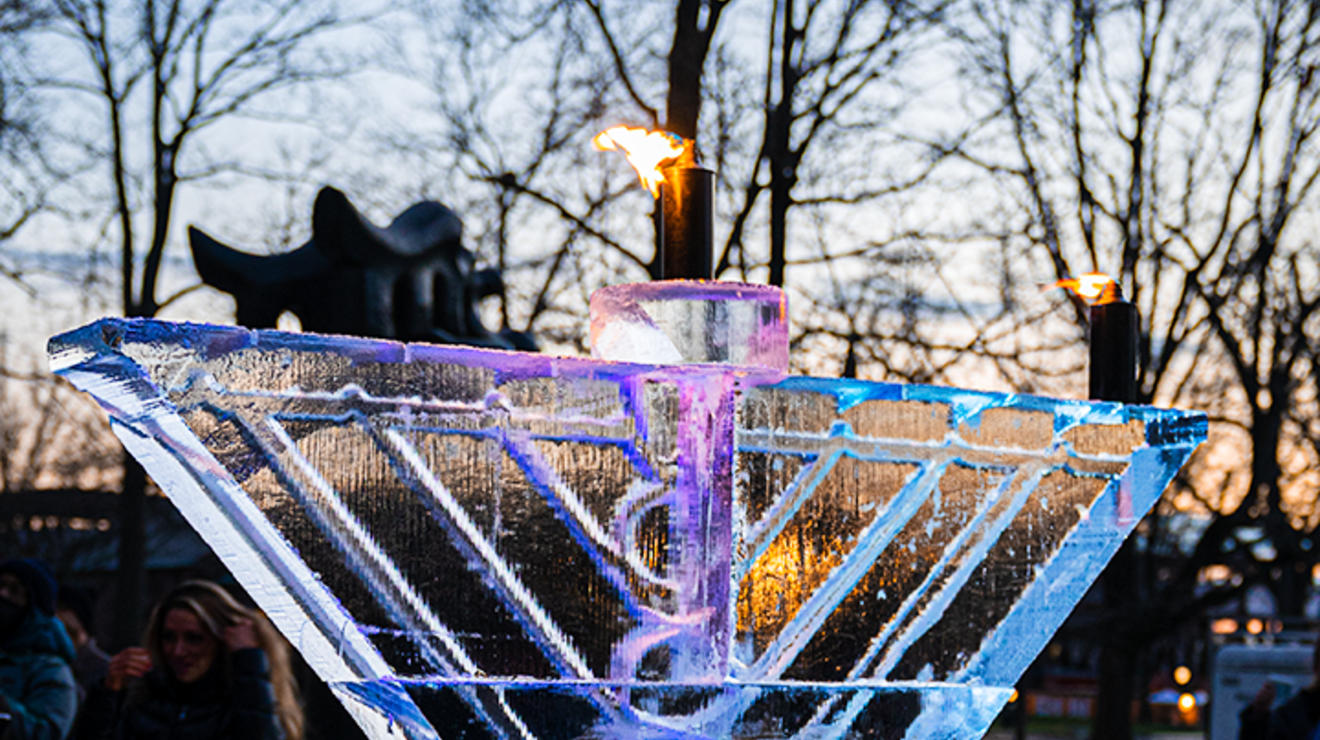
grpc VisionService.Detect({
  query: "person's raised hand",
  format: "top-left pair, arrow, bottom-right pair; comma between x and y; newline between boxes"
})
222,617 -> 259,652
1250,680 -> 1277,712
105,647 -> 152,691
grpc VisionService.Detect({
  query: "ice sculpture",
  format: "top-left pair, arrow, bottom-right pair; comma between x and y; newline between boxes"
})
49,281 -> 1204,739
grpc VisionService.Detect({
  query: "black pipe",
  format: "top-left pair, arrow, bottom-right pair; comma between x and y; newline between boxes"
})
659,166 -> 714,280
1089,299 -> 1138,402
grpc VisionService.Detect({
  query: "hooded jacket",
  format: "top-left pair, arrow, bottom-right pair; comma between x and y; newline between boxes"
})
0,606 -> 78,740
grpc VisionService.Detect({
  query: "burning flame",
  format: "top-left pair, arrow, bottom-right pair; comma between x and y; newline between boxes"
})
1051,272 -> 1122,305
593,126 -> 687,197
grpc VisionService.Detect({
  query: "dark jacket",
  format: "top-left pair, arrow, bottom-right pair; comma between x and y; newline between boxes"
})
68,640 -> 110,704
0,608 -> 78,740
1240,686 -> 1320,740
73,648 -> 284,740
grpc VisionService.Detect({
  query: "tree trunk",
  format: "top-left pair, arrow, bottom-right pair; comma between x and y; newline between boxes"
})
1091,539 -> 1139,740
665,0 -> 723,141
1093,637 -> 1137,740
113,452 -> 148,649
765,0 -> 800,288
653,0 -> 724,278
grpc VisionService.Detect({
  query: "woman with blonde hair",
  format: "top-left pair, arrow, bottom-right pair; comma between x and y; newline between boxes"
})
74,580 -> 302,740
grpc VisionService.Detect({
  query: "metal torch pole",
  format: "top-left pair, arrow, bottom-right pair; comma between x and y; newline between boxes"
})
1088,299 -> 1138,403
658,166 -> 714,280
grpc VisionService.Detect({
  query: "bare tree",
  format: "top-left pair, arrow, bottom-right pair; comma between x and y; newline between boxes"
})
714,0 -> 952,287
941,1 -> 1320,736
0,371 -> 120,495
374,0 -> 958,368
0,0 -> 52,281
19,0 -> 370,644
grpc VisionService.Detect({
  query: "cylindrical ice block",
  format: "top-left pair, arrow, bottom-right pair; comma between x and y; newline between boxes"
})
589,280 -> 788,371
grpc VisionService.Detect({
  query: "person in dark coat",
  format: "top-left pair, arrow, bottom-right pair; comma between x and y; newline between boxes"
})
0,558 -> 78,740
1240,639 -> 1320,740
54,586 -> 109,703
74,580 -> 301,740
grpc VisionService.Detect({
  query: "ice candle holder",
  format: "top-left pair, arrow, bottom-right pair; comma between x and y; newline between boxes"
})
50,280 -> 1203,739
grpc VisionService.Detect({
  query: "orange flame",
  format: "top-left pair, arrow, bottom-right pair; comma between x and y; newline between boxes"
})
1051,272 -> 1122,305
593,126 -> 687,197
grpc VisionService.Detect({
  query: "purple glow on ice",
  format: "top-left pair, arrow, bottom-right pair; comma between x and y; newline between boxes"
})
48,281 -> 1204,739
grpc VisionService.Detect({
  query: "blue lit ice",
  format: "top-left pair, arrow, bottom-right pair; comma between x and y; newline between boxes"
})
48,282 -> 1204,738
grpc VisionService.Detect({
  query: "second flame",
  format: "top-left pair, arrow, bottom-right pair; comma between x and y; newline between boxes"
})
593,126 -> 687,197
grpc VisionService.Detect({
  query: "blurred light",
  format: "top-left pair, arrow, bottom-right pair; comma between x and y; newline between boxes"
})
1270,619 -> 1284,633
276,311 -> 303,333
1009,689 -> 1019,703
1247,618 -> 1264,635
1211,618 -> 1239,634
1200,564 -> 1232,584
1178,692 -> 1196,712
1174,666 -> 1191,685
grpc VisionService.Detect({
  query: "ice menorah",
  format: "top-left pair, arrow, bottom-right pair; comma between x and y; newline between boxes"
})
50,276 -> 1203,739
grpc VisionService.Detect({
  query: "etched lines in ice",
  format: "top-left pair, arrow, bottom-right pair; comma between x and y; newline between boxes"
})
741,454 -> 939,680
261,416 -> 472,668
179,407 -> 411,675
121,404 -> 404,691
888,471 -> 1110,681
299,420 -> 638,669
733,451 -> 808,531
394,427 -> 646,681
382,429 -> 598,681
732,392 -> 1143,687
786,464 -> 1009,682
506,437 -> 647,596
613,478 -> 674,592
726,397 -> 1141,734
222,400 -> 582,736
217,409 -> 537,738
182,368 -> 695,683
49,319 -> 1210,739
867,462 -> 1049,682
190,349 -> 1135,693
300,416 -> 632,728
795,463 -> 1051,735
196,393 -> 644,656
731,454 -> 828,585
411,428 -> 678,677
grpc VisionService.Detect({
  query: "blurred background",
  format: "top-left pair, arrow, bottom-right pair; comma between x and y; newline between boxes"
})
3,1 -> 1320,737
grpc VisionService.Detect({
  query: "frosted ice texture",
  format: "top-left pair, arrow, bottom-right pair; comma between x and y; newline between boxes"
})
590,281 -> 788,370
49,317 -> 1204,739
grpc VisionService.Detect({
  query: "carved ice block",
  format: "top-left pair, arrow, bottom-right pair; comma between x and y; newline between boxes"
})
49,282 -> 1204,739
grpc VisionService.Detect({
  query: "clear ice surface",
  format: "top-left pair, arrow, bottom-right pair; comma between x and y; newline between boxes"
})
590,281 -> 788,370
49,283 -> 1204,739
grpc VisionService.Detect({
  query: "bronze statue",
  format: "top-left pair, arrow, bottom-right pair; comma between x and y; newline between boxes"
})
189,186 -> 535,350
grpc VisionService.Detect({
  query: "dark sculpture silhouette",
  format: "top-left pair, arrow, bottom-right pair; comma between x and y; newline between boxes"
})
189,186 -> 535,350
